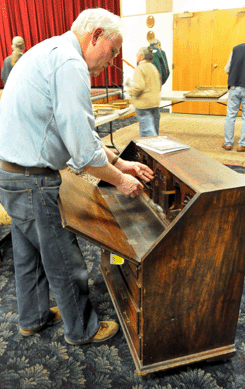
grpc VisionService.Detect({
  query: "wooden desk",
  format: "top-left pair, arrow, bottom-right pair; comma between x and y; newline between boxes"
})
58,137 -> 245,375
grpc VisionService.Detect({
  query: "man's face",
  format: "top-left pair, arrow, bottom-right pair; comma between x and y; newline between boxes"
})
86,29 -> 123,77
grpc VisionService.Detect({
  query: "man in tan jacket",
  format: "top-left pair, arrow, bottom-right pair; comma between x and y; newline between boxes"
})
129,46 -> 161,137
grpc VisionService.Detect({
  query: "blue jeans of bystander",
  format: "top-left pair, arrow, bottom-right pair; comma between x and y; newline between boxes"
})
0,169 -> 100,342
224,86 -> 245,147
136,107 -> 160,137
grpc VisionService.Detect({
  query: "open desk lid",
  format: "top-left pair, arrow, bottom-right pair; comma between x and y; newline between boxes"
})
58,169 -> 138,262
58,169 -> 166,264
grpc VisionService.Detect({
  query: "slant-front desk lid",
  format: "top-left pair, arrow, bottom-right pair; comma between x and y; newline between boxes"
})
58,168 -> 165,263
58,169 -> 138,262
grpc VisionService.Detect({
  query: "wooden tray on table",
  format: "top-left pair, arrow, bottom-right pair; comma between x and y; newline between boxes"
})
184,86 -> 228,98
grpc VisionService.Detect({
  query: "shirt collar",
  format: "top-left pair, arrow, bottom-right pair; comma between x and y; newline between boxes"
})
62,31 -> 83,58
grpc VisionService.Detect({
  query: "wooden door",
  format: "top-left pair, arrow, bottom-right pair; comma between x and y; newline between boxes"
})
172,11 -> 214,114
173,8 -> 245,115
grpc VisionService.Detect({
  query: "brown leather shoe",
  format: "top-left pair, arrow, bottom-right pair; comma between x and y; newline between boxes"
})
237,146 -> 245,152
19,306 -> 62,337
222,143 -> 232,150
65,321 -> 119,345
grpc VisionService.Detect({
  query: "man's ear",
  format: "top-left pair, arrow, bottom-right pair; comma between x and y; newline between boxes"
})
92,28 -> 104,45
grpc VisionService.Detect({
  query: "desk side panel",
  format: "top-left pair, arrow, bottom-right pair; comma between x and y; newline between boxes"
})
141,187 -> 245,366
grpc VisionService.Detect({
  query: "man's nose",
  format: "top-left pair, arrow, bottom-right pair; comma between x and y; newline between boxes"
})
108,57 -> 114,66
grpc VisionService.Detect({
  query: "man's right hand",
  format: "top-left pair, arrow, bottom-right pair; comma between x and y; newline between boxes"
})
116,174 -> 144,198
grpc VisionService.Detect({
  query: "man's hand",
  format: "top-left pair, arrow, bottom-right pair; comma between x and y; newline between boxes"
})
116,174 -> 144,198
118,161 -> 154,182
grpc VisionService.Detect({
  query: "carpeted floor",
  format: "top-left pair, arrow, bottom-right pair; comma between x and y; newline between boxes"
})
101,112 -> 245,167
0,112 -> 245,388
0,226 -> 245,389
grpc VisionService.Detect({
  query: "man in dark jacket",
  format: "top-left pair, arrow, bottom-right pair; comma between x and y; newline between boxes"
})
149,39 -> 169,86
222,43 -> 245,152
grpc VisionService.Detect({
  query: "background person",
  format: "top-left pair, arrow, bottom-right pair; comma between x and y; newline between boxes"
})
149,38 -> 170,86
0,8 -> 154,346
128,46 -> 162,137
1,36 -> 25,85
222,43 -> 245,152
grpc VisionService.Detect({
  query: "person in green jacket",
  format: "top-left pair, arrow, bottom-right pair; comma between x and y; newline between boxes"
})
149,39 -> 169,85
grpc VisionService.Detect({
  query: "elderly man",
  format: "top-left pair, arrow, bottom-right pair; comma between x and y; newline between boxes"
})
129,46 -> 162,137
0,8 -> 154,346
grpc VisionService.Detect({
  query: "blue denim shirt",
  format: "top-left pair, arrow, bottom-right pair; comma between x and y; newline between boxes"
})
0,31 -> 107,171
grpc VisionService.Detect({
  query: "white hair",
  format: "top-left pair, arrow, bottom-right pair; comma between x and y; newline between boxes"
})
149,38 -> 161,46
71,8 -> 123,40
138,46 -> 154,61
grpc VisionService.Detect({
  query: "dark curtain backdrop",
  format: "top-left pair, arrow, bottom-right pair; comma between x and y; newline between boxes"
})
0,0 -> 122,89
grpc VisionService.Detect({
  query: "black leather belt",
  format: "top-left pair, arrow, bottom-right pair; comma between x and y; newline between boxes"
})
0,160 -> 54,174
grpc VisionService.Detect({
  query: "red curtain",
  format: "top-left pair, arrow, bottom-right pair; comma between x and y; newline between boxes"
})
0,0 -> 122,89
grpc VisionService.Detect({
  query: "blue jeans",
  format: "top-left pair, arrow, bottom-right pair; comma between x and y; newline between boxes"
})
224,87 -> 245,147
0,169 -> 99,342
136,107 -> 160,137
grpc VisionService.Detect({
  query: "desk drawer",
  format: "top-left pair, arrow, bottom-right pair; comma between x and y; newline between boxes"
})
120,261 -> 141,307
101,250 -> 141,355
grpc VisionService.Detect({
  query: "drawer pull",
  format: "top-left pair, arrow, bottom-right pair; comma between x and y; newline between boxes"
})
124,269 -> 129,277
104,266 -> 110,276
123,310 -> 130,325
120,288 -> 128,301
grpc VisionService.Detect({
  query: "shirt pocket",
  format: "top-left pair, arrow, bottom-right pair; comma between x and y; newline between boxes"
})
0,187 -> 34,223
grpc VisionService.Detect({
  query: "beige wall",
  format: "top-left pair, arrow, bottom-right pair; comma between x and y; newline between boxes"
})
120,0 -> 172,17
120,0 -> 245,105
121,0 -> 245,16
121,13 -> 173,93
